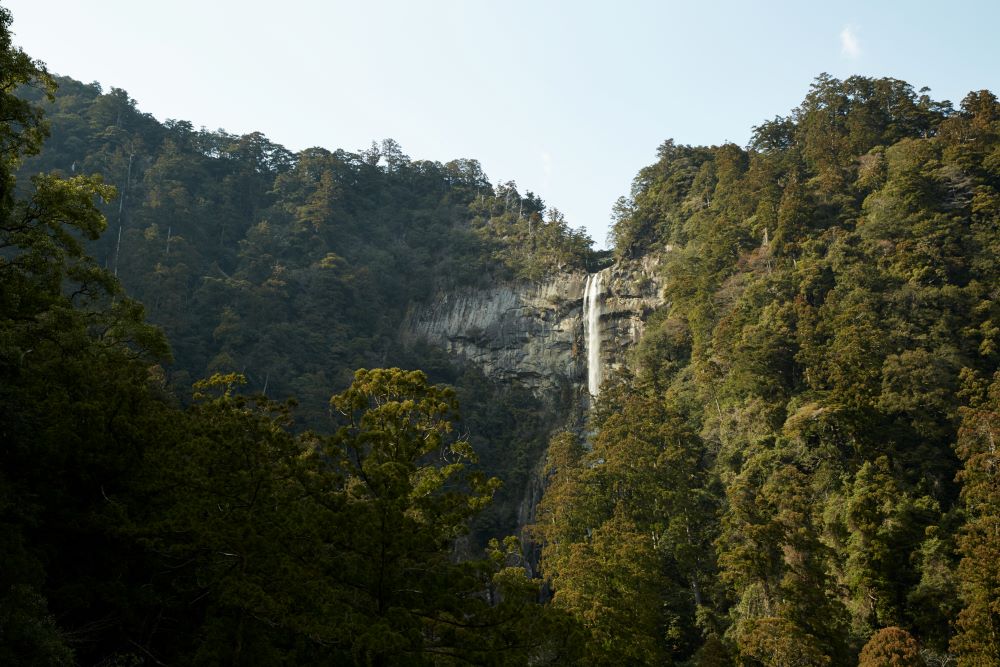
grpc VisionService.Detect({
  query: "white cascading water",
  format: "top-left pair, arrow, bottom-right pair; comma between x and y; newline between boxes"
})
584,271 -> 603,396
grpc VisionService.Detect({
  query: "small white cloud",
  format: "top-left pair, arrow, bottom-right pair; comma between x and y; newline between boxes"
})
840,25 -> 861,59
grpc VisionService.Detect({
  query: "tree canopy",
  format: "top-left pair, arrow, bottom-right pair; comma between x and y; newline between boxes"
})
537,75 -> 1000,664
5,2 -> 1000,662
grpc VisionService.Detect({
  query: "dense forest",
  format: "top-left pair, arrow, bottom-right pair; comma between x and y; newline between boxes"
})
0,5 -> 588,663
534,77 -> 1000,664
3,3 -> 1000,665
12,47 -> 599,546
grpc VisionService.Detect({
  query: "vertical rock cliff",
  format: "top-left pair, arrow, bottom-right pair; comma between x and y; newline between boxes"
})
400,254 -> 667,545
400,254 -> 666,401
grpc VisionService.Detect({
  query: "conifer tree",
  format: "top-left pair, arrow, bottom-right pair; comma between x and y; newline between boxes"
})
951,372 -> 1000,666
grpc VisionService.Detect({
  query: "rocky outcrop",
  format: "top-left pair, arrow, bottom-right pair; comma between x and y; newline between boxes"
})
401,253 -> 668,552
400,254 -> 667,398
593,253 -> 669,390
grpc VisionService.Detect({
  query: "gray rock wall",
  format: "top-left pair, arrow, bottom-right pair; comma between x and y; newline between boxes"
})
400,253 -> 668,550
400,254 -> 667,398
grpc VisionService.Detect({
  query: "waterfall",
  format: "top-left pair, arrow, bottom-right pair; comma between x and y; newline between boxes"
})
584,271 -> 603,396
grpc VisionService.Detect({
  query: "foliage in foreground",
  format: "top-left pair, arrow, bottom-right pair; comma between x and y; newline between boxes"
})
7,0 -> 1000,662
0,9 -> 575,662
13,60 -> 592,545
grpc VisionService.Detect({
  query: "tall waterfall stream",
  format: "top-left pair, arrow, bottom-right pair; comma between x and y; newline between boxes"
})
583,271 -> 603,397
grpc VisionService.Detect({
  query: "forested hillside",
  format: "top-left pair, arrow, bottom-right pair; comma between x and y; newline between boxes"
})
5,0 -> 1000,663
13,70 -> 599,544
15,75 -> 594,409
1,5 -> 589,662
534,76 -> 1000,664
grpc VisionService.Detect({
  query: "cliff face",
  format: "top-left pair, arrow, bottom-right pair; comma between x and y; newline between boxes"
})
591,254 -> 669,392
400,254 -> 667,399
402,254 -> 667,556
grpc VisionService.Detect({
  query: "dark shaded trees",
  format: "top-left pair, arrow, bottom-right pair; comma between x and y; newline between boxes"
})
136,369 -> 576,665
1,7 -> 172,661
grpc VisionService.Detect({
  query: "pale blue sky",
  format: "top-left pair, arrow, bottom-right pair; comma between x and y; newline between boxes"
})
5,1 -> 999,247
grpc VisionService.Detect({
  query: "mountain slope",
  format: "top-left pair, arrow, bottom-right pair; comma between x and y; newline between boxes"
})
535,75 -> 1000,664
